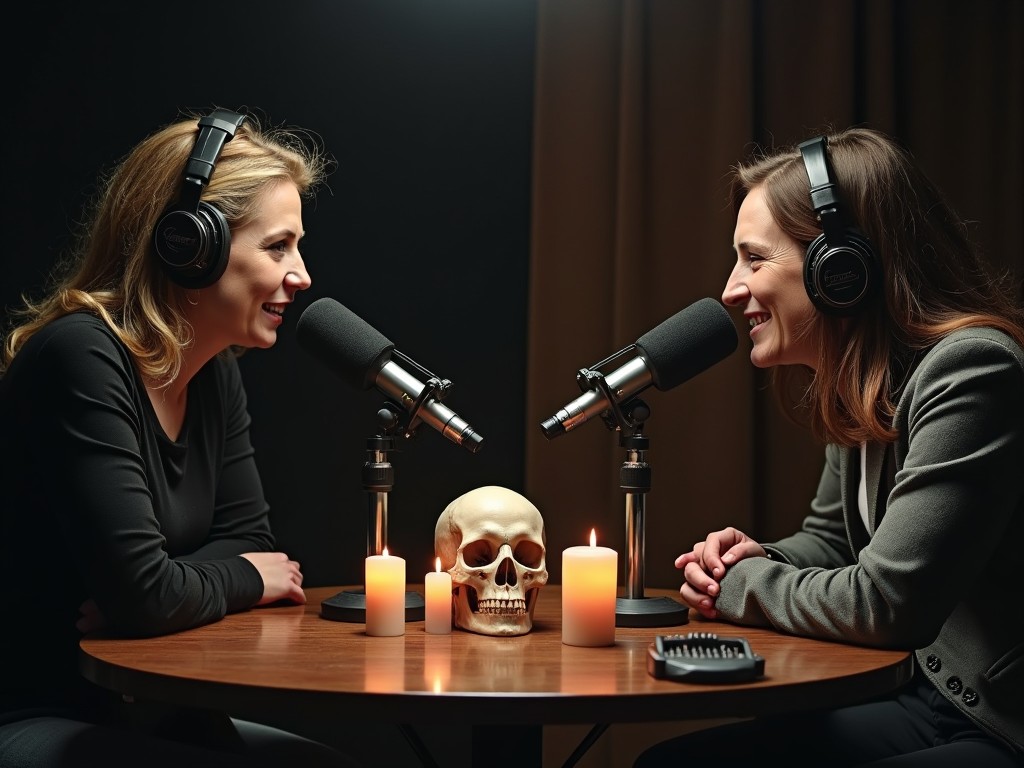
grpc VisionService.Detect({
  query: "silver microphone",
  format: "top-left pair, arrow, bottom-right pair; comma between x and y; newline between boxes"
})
540,298 -> 738,439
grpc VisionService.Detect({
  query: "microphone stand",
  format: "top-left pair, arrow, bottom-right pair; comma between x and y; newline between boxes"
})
319,403 -> 427,623
584,370 -> 689,627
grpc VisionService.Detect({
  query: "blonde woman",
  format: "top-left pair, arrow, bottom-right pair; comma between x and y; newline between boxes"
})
0,109 -> 359,767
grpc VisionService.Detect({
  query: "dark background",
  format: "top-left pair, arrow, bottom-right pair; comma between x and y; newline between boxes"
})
2,0 -> 537,587
5,1 -> 1020,591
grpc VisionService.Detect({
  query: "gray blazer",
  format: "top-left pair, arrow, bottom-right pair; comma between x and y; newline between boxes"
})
714,327 -> 1024,752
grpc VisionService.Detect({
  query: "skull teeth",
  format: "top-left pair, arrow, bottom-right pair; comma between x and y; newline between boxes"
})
477,598 -> 527,615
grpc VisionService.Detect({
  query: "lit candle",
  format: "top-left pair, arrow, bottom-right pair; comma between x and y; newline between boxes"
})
561,529 -> 617,647
365,547 -> 406,636
425,557 -> 453,635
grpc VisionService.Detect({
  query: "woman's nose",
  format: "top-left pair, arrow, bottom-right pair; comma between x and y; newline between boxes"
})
721,264 -> 747,307
285,260 -> 312,291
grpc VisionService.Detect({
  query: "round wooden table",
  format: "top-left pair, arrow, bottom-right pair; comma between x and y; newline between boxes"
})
81,585 -> 913,766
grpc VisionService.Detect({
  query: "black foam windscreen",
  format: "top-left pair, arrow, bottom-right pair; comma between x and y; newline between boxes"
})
635,298 -> 738,391
295,298 -> 394,390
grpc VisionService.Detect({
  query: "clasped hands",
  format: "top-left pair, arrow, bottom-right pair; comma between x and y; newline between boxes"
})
676,527 -> 766,619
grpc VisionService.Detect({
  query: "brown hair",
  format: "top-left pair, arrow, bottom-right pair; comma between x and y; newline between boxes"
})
1,108 -> 331,384
730,127 -> 1024,446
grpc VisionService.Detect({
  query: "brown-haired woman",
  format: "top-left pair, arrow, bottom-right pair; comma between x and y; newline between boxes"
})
637,127 -> 1024,767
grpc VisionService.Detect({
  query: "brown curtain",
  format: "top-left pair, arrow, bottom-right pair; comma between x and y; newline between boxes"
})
525,0 -> 1024,589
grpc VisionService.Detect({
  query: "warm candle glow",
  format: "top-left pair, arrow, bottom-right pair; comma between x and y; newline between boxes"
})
424,638 -> 452,692
365,550 -> 405,637
363,636 -> 406,691
425,557 -> 453,635
562,530 -> 617,647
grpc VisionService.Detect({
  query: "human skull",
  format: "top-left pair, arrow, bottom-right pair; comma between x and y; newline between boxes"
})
434,486 -> 548,636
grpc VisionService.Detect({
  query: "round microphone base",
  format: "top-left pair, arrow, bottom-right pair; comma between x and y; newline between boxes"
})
320,588 -> 426,623
615,596 -> 690,628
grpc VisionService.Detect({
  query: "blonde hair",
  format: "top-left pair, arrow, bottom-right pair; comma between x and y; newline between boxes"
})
730,127 -> 1024,446
1,109 -> 330,384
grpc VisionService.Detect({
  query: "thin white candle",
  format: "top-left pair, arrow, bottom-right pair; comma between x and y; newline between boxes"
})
365,548 -> 406,636
561,529 -> 617,647
425,557 -> 453,635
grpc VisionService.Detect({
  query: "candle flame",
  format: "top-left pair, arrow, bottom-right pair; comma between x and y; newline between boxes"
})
589,528 -> 597,547
435,556 -> 442,573
382,547 -> 389,557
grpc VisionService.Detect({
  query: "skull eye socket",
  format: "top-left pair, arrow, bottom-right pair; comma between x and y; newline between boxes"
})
514,541 -> 544,569
461,540 -> 496,567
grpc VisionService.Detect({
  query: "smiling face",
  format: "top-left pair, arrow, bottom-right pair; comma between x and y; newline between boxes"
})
187,180 -> 310,354
723,185 -> 819,370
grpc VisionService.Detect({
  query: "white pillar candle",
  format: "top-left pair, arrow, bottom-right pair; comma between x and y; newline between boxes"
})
365,548 -> 406,637
561,529 -> 617,647
424,557 -> 453,635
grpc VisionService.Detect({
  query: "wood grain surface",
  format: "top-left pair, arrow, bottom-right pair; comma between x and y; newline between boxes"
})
80,585 -> 913,726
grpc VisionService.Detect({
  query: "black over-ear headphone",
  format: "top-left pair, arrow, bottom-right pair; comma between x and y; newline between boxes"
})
152,109 -> 247,288
798,135 -> 878,315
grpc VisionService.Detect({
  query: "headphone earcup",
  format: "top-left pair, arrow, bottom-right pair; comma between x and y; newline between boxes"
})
803,229 -> 877,315
152,201 -> 230,289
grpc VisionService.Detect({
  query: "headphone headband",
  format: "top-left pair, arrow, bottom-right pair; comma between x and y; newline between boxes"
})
799,136 -> 846,243
183,111 -> 246,187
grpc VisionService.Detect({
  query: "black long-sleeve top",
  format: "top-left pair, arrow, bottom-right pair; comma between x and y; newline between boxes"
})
0,312 -> 274,720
